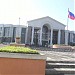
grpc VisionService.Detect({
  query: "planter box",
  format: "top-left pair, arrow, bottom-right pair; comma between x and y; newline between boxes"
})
10,43 -> 25,47
0,52 -> 46,75
10,43 -> 30,47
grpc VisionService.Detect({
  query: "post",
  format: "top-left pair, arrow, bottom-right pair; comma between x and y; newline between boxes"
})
65,30 -> 68,45
15,17 -> 21,44
50,29 -> 53,45
67,8 -> 69,30
58,30 -> 61,44
31,27 -> 34,44
67,17 -> 69,30
19,17 -> 20,25
40,27 -> 42,45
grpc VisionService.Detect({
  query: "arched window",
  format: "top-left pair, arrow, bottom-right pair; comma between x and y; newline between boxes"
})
42,26 -> 48,33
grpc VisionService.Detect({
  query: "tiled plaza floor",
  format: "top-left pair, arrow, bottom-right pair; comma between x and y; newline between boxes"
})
39,50 -> 75,61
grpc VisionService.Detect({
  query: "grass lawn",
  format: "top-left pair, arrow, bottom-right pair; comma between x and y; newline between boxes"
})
0,46 -> 39,54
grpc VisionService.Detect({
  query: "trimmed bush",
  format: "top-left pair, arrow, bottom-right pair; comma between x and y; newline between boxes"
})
0,46 -> 39,54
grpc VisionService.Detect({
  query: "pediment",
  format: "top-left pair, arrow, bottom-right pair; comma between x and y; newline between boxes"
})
27,16 -> 66,30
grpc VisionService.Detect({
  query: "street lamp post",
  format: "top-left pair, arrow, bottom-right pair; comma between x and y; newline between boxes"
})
19,17 -> 20,25
16,17 -> 21,44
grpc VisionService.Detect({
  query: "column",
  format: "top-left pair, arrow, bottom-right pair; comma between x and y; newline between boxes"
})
38,29 -> 40,45
39,27 -> 42,45
58,30 -> 61,44
48,30 -> 50,44
72,33 -> 74,42
50,29 -> 53,45
10,25 -> 13,43
31,27 -> 34,44
65,30 -> 68,45
25,28 -> 28,44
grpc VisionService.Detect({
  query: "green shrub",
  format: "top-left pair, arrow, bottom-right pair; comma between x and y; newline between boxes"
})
0,46 -> 39,54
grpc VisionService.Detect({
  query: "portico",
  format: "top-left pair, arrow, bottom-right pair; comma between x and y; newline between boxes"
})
30,26 -> 61,46
27,16 -> 65,46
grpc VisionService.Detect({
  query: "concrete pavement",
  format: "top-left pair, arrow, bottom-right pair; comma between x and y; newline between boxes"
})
39,50 -> 75,61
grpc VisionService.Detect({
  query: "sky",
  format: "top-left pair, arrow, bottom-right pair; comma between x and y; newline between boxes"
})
0,0 -> 74,31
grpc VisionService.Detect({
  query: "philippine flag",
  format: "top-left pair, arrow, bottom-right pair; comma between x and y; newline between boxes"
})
68,9 -> 75,20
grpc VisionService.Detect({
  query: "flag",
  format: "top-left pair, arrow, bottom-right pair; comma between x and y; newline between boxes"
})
68,9 -> 75,20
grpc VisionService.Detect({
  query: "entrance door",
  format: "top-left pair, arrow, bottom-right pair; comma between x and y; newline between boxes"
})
33,29 -> 39,46
53,31 -> 58,44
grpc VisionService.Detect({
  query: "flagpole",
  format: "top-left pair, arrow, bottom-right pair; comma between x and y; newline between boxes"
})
19,17 -> 20,25
67,8 -> 69,30
18,17 -> 20,37
67,17 -> 69,30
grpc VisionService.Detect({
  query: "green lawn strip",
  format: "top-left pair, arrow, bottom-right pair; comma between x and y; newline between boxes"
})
0,46 -> 39,54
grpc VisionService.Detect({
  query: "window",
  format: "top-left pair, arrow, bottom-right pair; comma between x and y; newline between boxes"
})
0,27 -> 2,36
0,27 -> 2,31
4,27 -> 10,37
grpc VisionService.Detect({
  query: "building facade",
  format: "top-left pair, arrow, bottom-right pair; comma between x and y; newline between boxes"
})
0,16 -> 75,46
0,24 -> 27,44
26,16 -> 75,46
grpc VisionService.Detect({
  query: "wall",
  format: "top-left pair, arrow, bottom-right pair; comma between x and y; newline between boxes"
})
0,57 -> 46,75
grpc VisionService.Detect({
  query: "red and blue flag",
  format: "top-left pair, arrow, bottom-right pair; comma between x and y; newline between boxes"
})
68,9 -> 75,20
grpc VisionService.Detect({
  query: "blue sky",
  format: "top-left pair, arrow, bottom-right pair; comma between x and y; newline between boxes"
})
0,0 -> 74,30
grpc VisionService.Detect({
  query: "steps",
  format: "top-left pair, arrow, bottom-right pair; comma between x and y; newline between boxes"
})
31,47 -> 75,52
46,60 -> 75,75
46,63 -> 75,68
30,46 -> 75,75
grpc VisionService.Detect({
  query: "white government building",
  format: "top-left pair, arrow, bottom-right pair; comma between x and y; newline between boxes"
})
0,16 -> 75,46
